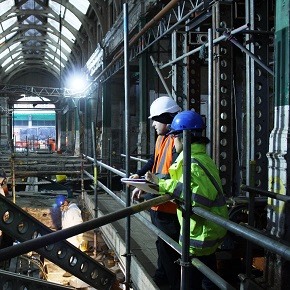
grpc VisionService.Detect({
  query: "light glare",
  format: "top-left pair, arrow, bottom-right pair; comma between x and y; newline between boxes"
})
66,74 -> 88,92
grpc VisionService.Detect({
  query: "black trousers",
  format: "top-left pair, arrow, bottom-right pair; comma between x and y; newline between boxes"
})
150,209 -> 181,290
188,253 -> 219,290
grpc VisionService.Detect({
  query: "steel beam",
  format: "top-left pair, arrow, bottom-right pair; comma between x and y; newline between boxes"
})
0,85 -> 76,98
0,194 -> 115,290
0,269 -> 73,289
89,1 -> 203,84
212,1 -> 234,196
0,194 -> 172,260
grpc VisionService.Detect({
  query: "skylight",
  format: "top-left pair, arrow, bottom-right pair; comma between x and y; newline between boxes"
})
0,0 -> 14,16
0,0 -> 90,79
69,0 -> 90,15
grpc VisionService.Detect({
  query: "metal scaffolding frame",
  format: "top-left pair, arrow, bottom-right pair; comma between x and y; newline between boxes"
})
0,194 -> 115,290
0,1 -> 285,289
87,0 -> 204,85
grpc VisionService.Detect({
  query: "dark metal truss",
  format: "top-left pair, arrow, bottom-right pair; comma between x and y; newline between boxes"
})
90,0 -> 207,85
0,84 -> 76,99
0,269 -> 74,290
0,194 -> 116,290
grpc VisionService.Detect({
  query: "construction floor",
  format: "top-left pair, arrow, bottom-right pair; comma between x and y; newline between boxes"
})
85,190 -> 172,290
2,190 -> 171,289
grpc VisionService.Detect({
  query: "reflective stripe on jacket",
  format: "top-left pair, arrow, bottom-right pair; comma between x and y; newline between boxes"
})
151,135 -> 177,214
158,143 -> 229,256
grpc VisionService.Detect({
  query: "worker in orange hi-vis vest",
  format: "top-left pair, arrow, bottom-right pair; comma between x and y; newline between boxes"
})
146,111 -> 229,290
130,96 -> 182,289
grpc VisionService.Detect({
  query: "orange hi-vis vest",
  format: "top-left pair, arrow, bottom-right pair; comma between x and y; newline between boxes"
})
151,135 -> 177,214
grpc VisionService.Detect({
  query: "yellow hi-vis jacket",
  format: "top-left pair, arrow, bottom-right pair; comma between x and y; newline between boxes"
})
158,143 -> 229,256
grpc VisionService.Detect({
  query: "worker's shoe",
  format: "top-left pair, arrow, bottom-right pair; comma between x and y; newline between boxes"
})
63,272 -> 72,277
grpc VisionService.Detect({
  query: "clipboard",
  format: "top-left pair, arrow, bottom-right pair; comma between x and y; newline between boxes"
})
121,178 -> 160,195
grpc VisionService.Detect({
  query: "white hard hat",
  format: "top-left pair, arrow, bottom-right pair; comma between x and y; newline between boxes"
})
148,96 -> 180,119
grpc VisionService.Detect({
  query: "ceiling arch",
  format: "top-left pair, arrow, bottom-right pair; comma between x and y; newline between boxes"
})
0,0 -> 98,85
0,23 -> 81,63
7,66 -> 60,84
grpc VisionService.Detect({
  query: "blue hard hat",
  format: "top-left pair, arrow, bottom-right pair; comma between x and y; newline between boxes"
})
0,169 -> 7,178
168,110 -> 205,135
56,195 -> 66,207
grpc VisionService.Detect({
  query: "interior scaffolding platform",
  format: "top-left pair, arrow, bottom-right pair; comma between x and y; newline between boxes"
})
0,185 -> 166,289
84,190 -> 166,290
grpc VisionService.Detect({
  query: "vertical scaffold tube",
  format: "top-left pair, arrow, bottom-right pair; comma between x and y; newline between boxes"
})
180,130 -> 191,289
123,3 -> 131,290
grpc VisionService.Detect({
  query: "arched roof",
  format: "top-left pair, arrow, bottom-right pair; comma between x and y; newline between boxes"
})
0,0 -> 104,84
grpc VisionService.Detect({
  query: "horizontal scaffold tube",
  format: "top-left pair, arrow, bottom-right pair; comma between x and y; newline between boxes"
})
0,195 -> 172,261
1,194 -> 289,262
241,184 -> 290,203
192,207 -> 290,261
136,213 -> 235,290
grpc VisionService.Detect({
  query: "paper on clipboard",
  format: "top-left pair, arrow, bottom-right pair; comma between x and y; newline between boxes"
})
121,178 -> 160,195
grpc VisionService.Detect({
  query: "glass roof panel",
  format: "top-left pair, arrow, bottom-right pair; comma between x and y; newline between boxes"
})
24,29 -> 43,37
47,43 -> 57,52
46,49 -> 67,62
62,26 -> 75,43
12,52 -> 21,59
64,9 -> 81,30
55,49 -> 68,61
2,57 -> 12,67
21,0 -> 44,10
47,32 -> 58,43
5,32 -> 17,41
5,63 -> 14,72
0,40 -> 20,60
49,2 -> 64,18
1,16 -> 17,32
48,18 -> 60,32
45,52 -> 55,60
7,60 -> 22,72
69,0 -> 90,15
0,0 -> 92,80
10,43 -> 20,51
0,0 -> 14,16
23,15 -> 42,25
44,57 -> 63,69
59,41 -> 71,54
0,50 -> 9,60
48,19 -> 75,44
62,54 -> 68,62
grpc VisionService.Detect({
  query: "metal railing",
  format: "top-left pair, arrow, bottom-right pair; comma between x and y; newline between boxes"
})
79,151 -> 290,290
1,150 -> 289,289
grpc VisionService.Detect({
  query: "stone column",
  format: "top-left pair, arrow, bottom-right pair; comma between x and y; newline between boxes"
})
266,0 -> 290,289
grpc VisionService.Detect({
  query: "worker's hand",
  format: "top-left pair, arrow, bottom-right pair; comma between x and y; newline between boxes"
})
145,171 -> 159,185
131,187 -> 144,202
127,174 -> 140,187
129,174 -> 139,179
